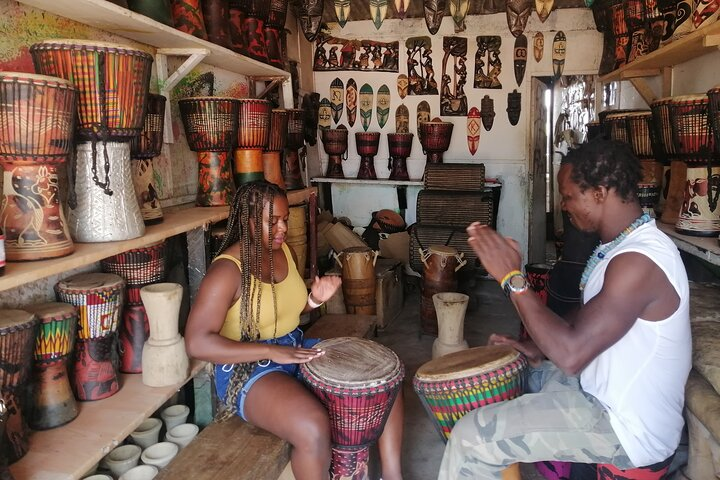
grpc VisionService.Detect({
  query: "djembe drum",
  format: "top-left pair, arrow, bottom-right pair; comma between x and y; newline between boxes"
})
131,93 -> 167,225
419,120 -> 454,164
419,245 -> 466,336
31,39 -> 153,242
625,111 -> 664,215
0,310 -> 39,463
264,0 -> 289,68
240,0 -> 270,62
387,133 -> 414,181
431,292 -> 469,359
0,72 -> 77,261
708,85 -> 720,243
322,127 -> 349,178
25,302 -> 78,430
101,241 -> 167,373
287,205 -> 307,275
284,108 -> 306,190
178,96 -> 239,206
299,337 -> 404,480
55,273 -> 125,401
355,132 -> 380,180
234,98 -> 271,186
334,246 -> 378,315
263,109 -> 288,189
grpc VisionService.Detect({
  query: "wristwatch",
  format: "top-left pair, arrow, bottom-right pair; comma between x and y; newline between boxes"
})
502,272 -> 529,297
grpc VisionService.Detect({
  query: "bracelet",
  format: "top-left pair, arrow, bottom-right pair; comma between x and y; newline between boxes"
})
307,292 -> 324,309
499,269 -> 523,288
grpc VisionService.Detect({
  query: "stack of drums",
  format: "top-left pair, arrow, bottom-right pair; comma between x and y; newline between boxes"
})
356,132 -> 380,180
0,309 -> 39,463
101,241 -> 167,374
179,96 -> 239,206
419,119 -> 454,164
131,93 -> 167,225
287,205 -> 308,276
263,109 -> 288,189
284,108 -> 306,189
335,246 -> 378,315
322,127 -> 349,178
653,95 -> 720,236
234,99 -> 271,186
419,245 -> 466,336
0,72 -> 77,260
31,39 -> 152,242
55,273 -> 125,401
264,0 -> 289,68
387,133 -> 414,181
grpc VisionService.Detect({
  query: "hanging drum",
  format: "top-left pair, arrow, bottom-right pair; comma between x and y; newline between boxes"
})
228,0 -> 246,54
356,132 -> 381,180
419,245 -> 466,337
131,93 -> 167,225
284,108 -> 306,190
0,72 -> 76,261
234,98 -> 271,185
387,133 -> 414,181
322,127 -> 349,179
419,120 -> 454,164
170,0 -> 208,39
178,96 -> 239,206
263,109 -> 289,189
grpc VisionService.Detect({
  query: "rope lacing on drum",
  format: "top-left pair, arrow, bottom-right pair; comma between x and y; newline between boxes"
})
90,50 -> 113,197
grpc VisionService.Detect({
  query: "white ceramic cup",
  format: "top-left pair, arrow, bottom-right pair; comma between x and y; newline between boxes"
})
130,418 -> 163,449
119,465 -> 159,480
165,423 -> 199,449
160,404 -> 190,432
141,441 -> 179,468
104,444 -> 142,478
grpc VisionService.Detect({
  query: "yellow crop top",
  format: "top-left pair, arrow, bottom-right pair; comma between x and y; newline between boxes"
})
216,243 -> 307,341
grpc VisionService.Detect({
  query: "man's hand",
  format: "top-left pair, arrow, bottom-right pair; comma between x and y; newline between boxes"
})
488,333 -> 545,367
466,223 -> 522,283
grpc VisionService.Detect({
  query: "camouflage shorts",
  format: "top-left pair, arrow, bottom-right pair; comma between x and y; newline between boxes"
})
437,361 -> 634,480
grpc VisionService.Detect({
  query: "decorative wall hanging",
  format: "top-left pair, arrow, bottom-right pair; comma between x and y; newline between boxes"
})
330,78 -> 344,124
533,32 -> 544,62
474,36 -> 502,89
552,31 -> 566,79
346,79 -> 358,127
314,35 -> 399,72
535,0 -> 554,22
440,37 -> 468,117
450,0 -> 470,32
507,90 -> 521,126
360,83 -> 374,131
396,104 -> 410,132
514,34 -> 527,87
302,93 -> 320,145
319,98 -> 332,130
423,0 -> 447,35
370,0 -> 388,29
506,0 -> 532,37
407,37 -> 439,95
335,0 -> 350,28
395,0 -> 411,19
397,74 -> 409,99
480,95 -> 495,131
377,85 -> 391,128
299,0 -> 323,42
467,106 -> 481,155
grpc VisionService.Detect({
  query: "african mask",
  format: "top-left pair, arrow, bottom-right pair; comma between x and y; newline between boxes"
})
396,104 -> 410,133
506,0 -> 532,38
299,0 -> 323,42
395,0 -> 410,19
370,0 -> 388,29
424,0 -> 447,35
449,0 -> 470,32
507,90 -> 521,126
346,79 -> 358,127
535,0 -> 554,22
318,98 -> 332,130
330,78 -> 344,125
552,31 -> 566,79
301,92 -> 320,145
360,83 -> 374,131
480,95 -> 495,131
417,100 -> 431,143
377,84 -> 391,128
467,107 -> 481,155
397,74 -> 409,99
513,34 -> 528,87
334,0 -> 350,28
533,32 -> 544,62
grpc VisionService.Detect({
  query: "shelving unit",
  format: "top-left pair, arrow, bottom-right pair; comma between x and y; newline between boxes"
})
312,177 -> 424,186
657,222 -> 720,267
9,360 -> 208,480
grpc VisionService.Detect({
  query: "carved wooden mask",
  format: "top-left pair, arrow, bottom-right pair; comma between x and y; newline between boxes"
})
424,0 -> 447,35
514,34 -> 528,87
334,0 -> 350,28
346,79 -> 357,127
535,0 -> 554,22
533,32 -> 544,62
299,0 -> 323,42
552,31 -> 566,79
507,90 -> 522,126
506,0 -> 532,37
480,95 -> 495,131
397,74 -> 409,99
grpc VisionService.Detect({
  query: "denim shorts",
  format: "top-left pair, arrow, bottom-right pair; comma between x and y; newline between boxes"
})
214,327 -> 320,421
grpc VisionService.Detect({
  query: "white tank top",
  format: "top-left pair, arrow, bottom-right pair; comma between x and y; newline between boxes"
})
580,220 -> 691,467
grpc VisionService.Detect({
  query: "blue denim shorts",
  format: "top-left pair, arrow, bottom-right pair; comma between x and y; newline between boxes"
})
214,327 -> 320,421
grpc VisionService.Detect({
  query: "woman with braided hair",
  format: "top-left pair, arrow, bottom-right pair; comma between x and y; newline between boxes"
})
185,180 -> 405,480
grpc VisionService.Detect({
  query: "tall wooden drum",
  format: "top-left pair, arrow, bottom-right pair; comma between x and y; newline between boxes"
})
234,99 -> 271,186
335,246 -> 378,315
355,132 -> 380,180
419,120 -> 454,164
284,108 -> 306,190
322,127 -> 349,178
387,132 -> 413,181
419,245 -> 466,336
262,109 -> 288,189
131,93 -> 167,225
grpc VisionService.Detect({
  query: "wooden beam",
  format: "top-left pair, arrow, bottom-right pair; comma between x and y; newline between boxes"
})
256,79 -> 282,100
629,78 -> 657,106
619,68 -> 660,79
703,34 -> 720,47
662,67 -> 673,97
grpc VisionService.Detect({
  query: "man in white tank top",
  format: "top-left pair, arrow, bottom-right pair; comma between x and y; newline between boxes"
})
438,138 -> 691,479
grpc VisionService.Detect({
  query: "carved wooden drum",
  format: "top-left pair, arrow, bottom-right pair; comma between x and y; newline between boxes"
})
234,98 -> 271,186
420,245 -> 466,336
131,93 -> 167,225
387,132 -> 413,181
262,109 -> 288,189
355,132 -> 380,180
419,120 -> 454,164
322,127 -> 349,179
284,108 -> 306,190
335,246 -> 378,315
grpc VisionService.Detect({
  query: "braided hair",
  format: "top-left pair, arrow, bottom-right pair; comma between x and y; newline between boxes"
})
215,180 -> 285,421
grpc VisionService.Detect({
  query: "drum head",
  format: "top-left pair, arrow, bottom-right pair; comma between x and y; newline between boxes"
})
415,345 -> 520,381
303,337 -> 401,387
24,302 -> 76,322
0,309 -> 38,331
428,245 -> 457,256
56,272 -> 125,292
342,246 -> 372,255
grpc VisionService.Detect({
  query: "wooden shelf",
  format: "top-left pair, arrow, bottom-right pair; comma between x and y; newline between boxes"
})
9,360 -> 207,480
312,178 -> 424,186
0,206 -> 229,293
657,222 -> 720,267
599,21 -> 720,83
15,0 -> 289,78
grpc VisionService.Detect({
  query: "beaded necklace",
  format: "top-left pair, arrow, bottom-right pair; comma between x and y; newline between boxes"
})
579,213 -> 651,291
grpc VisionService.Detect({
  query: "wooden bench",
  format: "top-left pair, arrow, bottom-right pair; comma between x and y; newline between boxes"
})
155,314 -> 377,480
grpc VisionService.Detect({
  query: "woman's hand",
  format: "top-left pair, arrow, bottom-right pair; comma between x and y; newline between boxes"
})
309,275 -> 342,304
268,345 -> 325,365
488,333 -> 545,367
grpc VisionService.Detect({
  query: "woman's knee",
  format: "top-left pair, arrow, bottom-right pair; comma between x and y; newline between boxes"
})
288,405 -> 331,449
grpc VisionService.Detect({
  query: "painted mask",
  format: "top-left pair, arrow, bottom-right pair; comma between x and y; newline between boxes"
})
513,34 -> 528,87
480,95 -> 495,131
330,78 -> 344,125
535,0 -> 554,22
397,74 -> 409,99
396,105 -> 410,133
395,0 -> 410,19
552,31 -> 566,79
507,90 -> 522,126
467,106 -> 481,155
299,0 -> 323,42
506,0 -> 532,37
450,0 -> 470,32
318,98 -> 332,130
334,0 -> 350,28
370,0 -> 388,29
360,83 -> 374,131
346,79 -> 358,127
377,84 -> 391,128
533,32 -> 544,62
424,0 -> 447,35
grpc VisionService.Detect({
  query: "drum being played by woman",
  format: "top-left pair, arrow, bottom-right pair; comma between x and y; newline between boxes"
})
419,245 -> 466,336
0,309 -> 39,463
25,302 -> 78,430
335,246 -> 378,315
300,337 -> 405,480
0,72 -> 77,261
55,273 -> 125,401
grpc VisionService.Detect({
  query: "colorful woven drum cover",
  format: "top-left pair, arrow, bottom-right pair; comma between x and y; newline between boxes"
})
100,240 -> 167,287
264,109 -> 289,152
131,93 -> 167,159
178,96 -> 240,152
650,97 -> 677,160
0,72 -> 77,163
664,94 -> 716,163
237,99 -> 272,149
413,345 -> 528,442
387,133 -> 413,181
30,39 -> 153,140
28,302 -> 76,363
624,111 -> 658,159
55,273 -> 125,340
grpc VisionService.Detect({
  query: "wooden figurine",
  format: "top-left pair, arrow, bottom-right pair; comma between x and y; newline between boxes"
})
346,79 -> 358,127
330,78 -> 344,125
360,83 -> 374,131
467,106 -> 481,155
474,36 -> 502,89
440,37 -> 468,117
552,31 -> 566,79
406,36 -> 439,95
377,84 -> 391,128
314,35 -> 399,72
